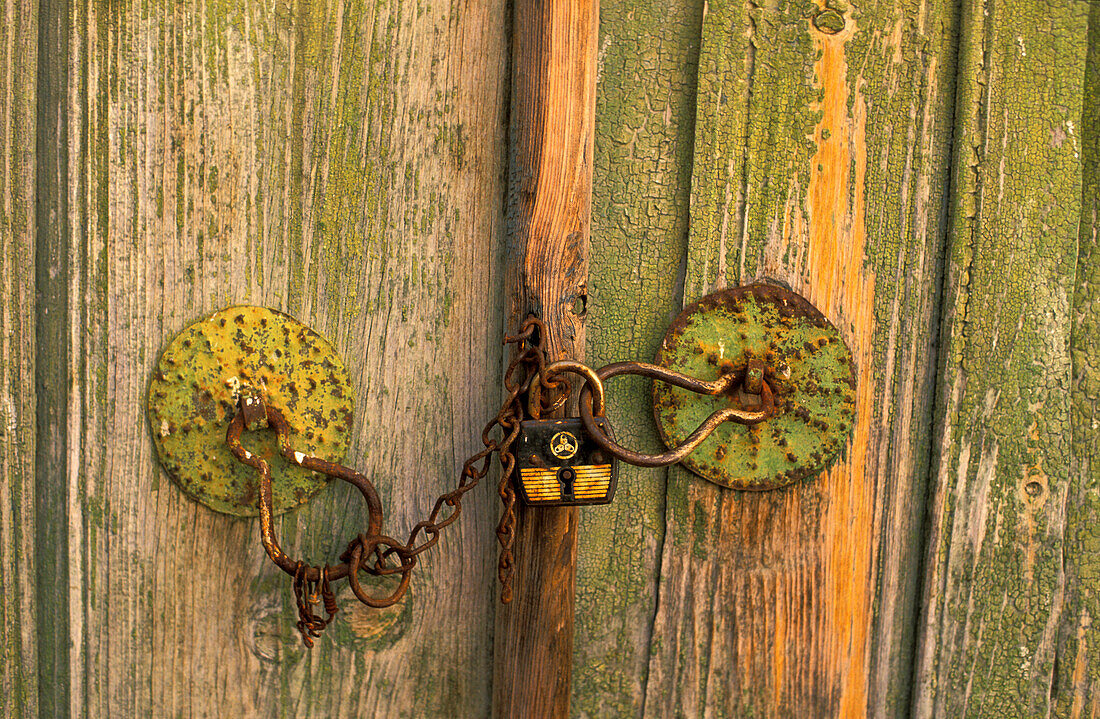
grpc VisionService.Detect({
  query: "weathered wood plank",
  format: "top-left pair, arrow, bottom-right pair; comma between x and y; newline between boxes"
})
1052,6 -> 1100,716
39,0 -> 510,714
34,0 -> 70,715
494,0 -> 598,716
1,0 -> 38,716
574,0 -> 702,715
912,1 -> 1091,715
643,0 -> 958,715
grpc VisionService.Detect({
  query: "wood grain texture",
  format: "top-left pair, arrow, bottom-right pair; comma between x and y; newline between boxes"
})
494,1 -> 597,716
34,0 -> 70,714
912,1 -> 1091,716
1052,6 -> 1100,716
37,0 -> 510,715
642,0 -> 958,716
1,0 -> 38,716
574,0 -> 703,715
24,0 -> 1097,715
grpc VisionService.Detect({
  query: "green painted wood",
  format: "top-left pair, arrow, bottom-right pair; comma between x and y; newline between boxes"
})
1,0 -> 39,716
35,0 -> 510,714
576,0 -> 703,715
1052,6 -> 1100,716
640,0 -> 958,716
912,1 -> 1092,716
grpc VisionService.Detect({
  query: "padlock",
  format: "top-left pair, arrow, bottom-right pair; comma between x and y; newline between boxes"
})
515,417 -> 618,506
515,361 -> 618,506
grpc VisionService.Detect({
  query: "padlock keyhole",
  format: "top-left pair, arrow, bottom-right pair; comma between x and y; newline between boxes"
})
558,467 -> 576,501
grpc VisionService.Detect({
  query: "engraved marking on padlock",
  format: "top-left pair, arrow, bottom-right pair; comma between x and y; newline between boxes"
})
550,431 -> 579,459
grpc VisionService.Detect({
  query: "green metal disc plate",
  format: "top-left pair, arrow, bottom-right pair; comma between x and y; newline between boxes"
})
653,284 -> 856,490
147,306 -> 354,516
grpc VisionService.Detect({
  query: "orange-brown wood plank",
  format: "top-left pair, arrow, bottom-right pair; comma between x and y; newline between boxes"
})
494,1 -> 598,717
640,1 -> 959,715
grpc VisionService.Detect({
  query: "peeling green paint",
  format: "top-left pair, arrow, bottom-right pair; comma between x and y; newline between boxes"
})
917,1 -> 1091,715
685,0 -> 821,297
1050,1 -> 1100,715
575,0 -> 704,715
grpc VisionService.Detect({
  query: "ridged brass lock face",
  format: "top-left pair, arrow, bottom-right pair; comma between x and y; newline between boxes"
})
146,306 -> 354,516
515,418 -> 618,506
653,283 -> 856,490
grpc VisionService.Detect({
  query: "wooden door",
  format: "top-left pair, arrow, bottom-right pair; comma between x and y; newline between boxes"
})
5,0 -> 1098,717
24,1 -> 511,715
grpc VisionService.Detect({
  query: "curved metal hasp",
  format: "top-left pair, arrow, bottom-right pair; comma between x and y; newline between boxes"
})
225,399 -> 415,609
577,361 -> 776,467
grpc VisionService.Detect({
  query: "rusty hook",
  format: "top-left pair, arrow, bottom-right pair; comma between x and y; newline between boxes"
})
225,402 -> 386,583
577,361 -> 775,468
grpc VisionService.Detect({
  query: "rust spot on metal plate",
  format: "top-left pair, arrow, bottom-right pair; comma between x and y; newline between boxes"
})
147,306 -> 354,516
653,283 -> 856,490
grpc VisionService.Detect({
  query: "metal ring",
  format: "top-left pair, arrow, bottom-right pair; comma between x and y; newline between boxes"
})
578,361 -> 774,467
526,360 -> 606,419
347,538 -> 416,608
533,379 -> 570,417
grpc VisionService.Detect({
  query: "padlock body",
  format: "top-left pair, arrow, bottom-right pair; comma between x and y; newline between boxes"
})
515,417 -> 617,506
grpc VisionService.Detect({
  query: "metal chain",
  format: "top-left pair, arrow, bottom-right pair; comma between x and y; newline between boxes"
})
292,562 -> 338,648
228,315 -> 764,647
227,317 -> 555,646
359,316 -> 550,605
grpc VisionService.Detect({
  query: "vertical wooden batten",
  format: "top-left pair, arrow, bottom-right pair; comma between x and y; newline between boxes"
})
495,0 -> 598,716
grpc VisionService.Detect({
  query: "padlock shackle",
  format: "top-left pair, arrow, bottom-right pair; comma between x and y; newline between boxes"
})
527,360 -> 606,419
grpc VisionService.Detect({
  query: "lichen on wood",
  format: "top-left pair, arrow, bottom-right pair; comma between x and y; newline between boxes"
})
35,0 -> 511,715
